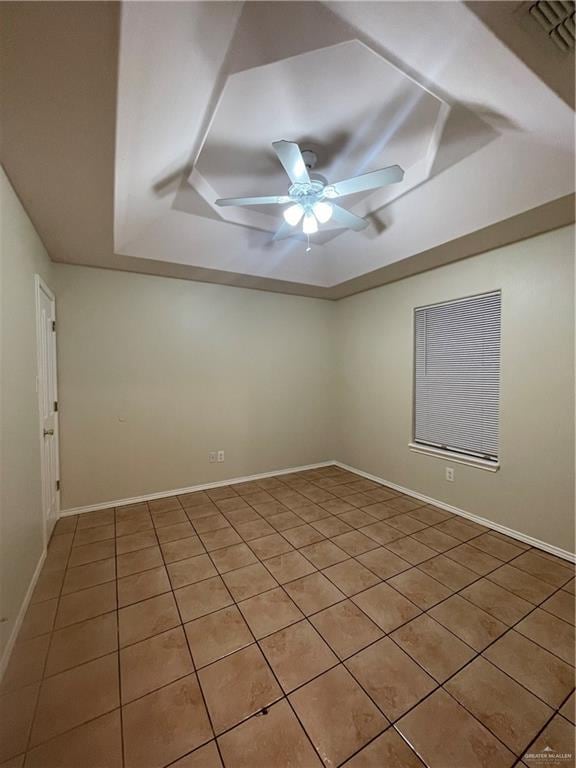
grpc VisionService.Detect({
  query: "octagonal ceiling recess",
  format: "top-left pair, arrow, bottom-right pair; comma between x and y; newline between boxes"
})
185,39 -> 449,245
114,1 -> 574,290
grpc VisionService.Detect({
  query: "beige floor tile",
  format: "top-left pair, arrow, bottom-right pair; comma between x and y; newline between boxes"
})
234,519 -> 275,541
185,605 -> 253,668
461,579 -> 533,625
123,675 -> 212,768
260,620 -> 338,692
289,665 -> 387,766
559,691 -> 575,724
216,496 -> 252,513
55,581 -> 117,628
117,546 -> 164,577
322,559 -> 381,597
300,540 -> 349,569
523,715 -> 575,768
330,530 -> 379,556
31,569 -> 65,604
445,657 -> 553,755
76,509 -> 115,529
0,683 -> 39,762
115,531 -> 157,556
515,608 -> 575,666
356,547 -> 411,579
487,564 -> 557,604
161,536 -> 205,563
411,526 -> 460,553
311,516 -> 353,538
45,612 -> 118,676
19,599 -> 58,640
541,589 -> 575,624
345,727 -> 425,768
221,562 -> 277,601
193,514 -> 232,534
347,637 -> 436,721
384,536 -> 436,565
178,491 -> 211,508
62,557 -> 116,594
310,599 -> 383,660
118,566 -> 171,607
238,587 -> 303,639
151,508 -> 187,528
281,524 -> 325,548
119,592 -> 180,647
388,568 -> 452,609
295,504 -> 330,523
263,550 -> 316,584
434,517 -> 488,542
167,555 -> 218,589
360,501 -> 398,520
198,644 -> 282,734
73,523 -> 115,548
385,496 -> 425,514
320,499 -> 357,516
52,516 -> 78,535
207,486 -> 238,501
429,594 -> 508,651
392,614 -> 475,682
185,503 -> 220,521
469,533 -> 525,562
0,634 -> 50,693
352,582 -> 421,633
360,521 -> 403,546
175,576 -> 233,622
209,543 -> 257,574
483,630 -> 574,707
120,626 -> 193,703
284,572 -> 345,616
512,551 -> 574,587
217,699 -> 321,768
445,542 -> 503,575
396,689 -> 514,768
386,514 -> 429,535
251,501 -> 290,519
222,508 -> 260,526
248,533 -> 294,559
269,511 -> 307,532
156,521 -> 195,544
200,527 -> 243,552
419,554 -> 477,590
30,654 -> 119,747
116,516 -> 154,538
25,710 -> 122,768
170,741 -> 222,768
148,496 -> 182,513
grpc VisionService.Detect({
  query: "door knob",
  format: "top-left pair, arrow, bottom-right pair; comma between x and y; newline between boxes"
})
43,428 -> 54,437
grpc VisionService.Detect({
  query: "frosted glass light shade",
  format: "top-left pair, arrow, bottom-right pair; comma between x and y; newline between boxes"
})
302,212 -> 318,234
283,203 -> 304,226
313,201 -> 333,223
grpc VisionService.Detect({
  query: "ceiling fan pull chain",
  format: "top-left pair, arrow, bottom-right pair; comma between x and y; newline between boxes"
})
306,234 -> 311,253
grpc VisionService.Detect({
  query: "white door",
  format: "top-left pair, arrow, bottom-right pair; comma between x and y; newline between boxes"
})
35,276 -> 60,543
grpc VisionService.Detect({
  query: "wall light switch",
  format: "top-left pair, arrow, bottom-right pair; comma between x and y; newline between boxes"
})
208,451 -> 217,463
217,450 -> 225,463
445,467 -> 454,482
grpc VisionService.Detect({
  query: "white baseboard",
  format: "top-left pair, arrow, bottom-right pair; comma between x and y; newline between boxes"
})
59,461 -> 336,517
334,461 -> 576,564
0,547 -> 47,682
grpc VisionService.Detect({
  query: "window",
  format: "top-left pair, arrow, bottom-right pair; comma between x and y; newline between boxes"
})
412,291 -> 501,468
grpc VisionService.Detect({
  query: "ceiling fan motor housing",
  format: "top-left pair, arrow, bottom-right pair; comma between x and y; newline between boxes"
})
301,149 -> 318,169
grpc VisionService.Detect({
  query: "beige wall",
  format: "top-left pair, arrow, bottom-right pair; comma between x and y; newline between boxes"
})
54,265 -> 336,509
0,167 -> 54,662
335,225 -> 575,552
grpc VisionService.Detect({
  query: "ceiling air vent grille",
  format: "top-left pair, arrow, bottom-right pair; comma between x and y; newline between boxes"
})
529,1 -> 575,51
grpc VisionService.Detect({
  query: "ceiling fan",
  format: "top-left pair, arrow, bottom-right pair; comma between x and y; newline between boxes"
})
215,140 -> 404,245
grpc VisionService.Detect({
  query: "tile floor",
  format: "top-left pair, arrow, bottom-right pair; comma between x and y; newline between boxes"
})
1,465 -> 574,768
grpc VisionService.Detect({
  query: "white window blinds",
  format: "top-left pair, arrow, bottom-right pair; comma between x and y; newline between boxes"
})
414,291 -> 501,461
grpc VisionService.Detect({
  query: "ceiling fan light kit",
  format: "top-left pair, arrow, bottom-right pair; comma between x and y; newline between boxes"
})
214,139 -> 405,248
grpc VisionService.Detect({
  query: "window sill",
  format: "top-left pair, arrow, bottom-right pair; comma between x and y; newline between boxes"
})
408,443 -> 500,472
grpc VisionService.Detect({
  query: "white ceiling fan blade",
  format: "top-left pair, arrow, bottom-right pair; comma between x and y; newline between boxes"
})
215,194 -> 292,207
330,204 -> 369,231
272,140 -> 311,185
330,165 -> 404,198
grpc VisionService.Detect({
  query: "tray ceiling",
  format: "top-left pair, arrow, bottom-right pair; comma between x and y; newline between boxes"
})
2,1 -> 574,297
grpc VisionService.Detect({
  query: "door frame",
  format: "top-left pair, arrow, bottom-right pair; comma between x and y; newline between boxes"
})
34,274 -> 60,547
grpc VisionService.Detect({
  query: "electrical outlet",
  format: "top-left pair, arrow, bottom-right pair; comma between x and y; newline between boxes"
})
217,450 -> 225,463
208,451 -> 217,463
445,467 -> 454,482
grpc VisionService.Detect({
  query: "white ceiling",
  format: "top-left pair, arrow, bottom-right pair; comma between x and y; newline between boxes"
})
114,1 -> 574,288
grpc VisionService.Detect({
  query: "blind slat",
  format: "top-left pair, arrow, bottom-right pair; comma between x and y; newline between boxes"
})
414,292 -> 501,460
